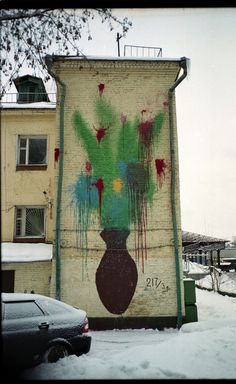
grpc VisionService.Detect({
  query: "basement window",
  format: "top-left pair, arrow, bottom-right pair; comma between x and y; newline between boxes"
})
17,135 -> 47,168
15,206 -> 45,240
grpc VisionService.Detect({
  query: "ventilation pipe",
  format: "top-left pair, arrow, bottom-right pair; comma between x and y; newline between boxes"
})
168,57 -> 188,329
45,55 -> 66,301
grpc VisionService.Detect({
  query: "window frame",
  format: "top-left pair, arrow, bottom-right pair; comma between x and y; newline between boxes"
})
14,205 -> 46,241
17,135 -> 48,168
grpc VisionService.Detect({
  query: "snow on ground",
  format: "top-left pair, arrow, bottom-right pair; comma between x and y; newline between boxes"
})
186,260 -> 236,294
21,269 -> 236,380
184,259 -> 210,274
197,271 -> 236,294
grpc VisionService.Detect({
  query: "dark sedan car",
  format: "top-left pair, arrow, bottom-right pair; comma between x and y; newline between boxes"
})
2,292 -> 92,369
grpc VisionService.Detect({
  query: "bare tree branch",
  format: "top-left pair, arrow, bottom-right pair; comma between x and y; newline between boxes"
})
0,8 -> 132,98
0,9 -> 53,22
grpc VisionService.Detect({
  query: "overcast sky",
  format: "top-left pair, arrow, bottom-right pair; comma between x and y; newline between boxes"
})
72,7 -> 236,241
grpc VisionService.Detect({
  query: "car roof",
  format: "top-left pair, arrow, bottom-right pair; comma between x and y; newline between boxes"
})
2,292 -> 61,303
1,293 -> 87,321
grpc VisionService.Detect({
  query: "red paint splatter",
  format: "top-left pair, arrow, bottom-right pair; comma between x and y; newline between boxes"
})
94,178 -> 104,216
120,113 -> 127,124
96,128 -> 106,143
85,161 -> 92,175
139,120 -> 153,146
54,147 -> 60,162
98,83 -> 105,95
155,159 -> 167,188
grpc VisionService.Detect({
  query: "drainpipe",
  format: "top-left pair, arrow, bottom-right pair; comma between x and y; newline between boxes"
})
45,55 -> 66,301
168,57 -> 188,329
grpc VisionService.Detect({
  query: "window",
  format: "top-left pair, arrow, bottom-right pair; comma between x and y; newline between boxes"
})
38,299 -> 71,315
18,85 -> 36,103
15,76 -> 50,103
1,271 -> 15,293
15,206 -> 45,238
17,136 -> 47,166
4,301 -> 44,320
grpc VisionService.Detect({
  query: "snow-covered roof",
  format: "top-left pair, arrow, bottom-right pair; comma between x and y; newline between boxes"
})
182,230 -> 229,244
0,102 -> 56,109
55,55 -> 186,62
47,55 -> 188,64
1,242 -> 53,262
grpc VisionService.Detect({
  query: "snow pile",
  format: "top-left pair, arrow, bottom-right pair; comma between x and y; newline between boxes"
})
185,261 -> 236,294
184,259 -> 210,273
197,271 -> 236,294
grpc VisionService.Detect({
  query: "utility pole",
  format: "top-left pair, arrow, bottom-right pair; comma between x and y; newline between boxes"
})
116,33 -> 122,57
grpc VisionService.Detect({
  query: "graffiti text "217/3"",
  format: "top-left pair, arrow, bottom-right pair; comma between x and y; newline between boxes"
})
145,277 -> 169,292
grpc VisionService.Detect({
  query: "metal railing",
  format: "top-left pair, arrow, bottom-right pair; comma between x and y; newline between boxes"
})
0,92 -> 57,104
124,45 -> 162,58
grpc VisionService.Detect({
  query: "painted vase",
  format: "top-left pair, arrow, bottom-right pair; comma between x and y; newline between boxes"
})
95,228 -> 138,314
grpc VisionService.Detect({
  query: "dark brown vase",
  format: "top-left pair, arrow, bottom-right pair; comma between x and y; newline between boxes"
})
95,228 -> 138,315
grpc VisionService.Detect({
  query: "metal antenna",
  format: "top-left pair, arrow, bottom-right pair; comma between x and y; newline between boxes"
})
116,33 -> 122,57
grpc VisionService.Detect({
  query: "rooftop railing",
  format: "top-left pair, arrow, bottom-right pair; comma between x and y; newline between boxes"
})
124,45 -> 162,58
0,92 -> 57,104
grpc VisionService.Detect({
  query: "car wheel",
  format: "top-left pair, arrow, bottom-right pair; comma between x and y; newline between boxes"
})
42,344 -> 70,363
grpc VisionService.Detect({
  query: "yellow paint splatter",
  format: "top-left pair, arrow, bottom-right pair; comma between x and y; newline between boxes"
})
113,178 -> 123,193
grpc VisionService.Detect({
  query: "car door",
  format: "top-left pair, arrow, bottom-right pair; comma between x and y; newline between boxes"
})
2,300 -> 50,367
36,298 -> 79,339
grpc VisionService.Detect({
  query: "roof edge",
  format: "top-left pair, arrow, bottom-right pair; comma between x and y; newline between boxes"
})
45,54 -> 188,63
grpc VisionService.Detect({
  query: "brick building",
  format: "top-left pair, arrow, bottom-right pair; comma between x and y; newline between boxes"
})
46,56 -> 188,329
1,56 -> 189,329
1,76 -> 56,294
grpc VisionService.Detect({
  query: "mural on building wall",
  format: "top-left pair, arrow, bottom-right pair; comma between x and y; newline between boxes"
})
71,83 -> 166,314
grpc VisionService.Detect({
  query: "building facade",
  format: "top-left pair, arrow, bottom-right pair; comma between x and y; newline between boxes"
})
1,78 -> 56,294
47,56 -> 188,329
1,57 -> 189,329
